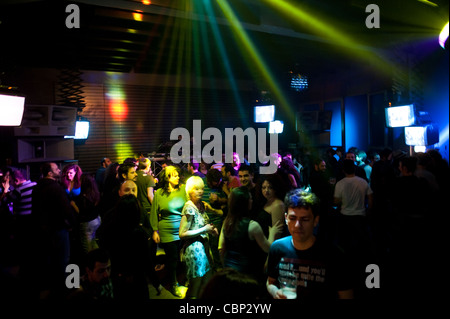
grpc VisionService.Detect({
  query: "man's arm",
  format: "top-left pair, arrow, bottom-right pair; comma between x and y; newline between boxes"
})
266,277 -> 286,299
218,226 -> 226,266
150,190 -> 160,243
147,186 -> 154,205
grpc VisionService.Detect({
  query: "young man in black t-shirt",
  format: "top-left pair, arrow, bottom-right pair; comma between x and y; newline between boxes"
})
266,189 -> 354,300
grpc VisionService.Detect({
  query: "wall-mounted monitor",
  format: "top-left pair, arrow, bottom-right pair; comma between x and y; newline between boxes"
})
268,120 -> 284,134
385,104 -> 416,128
65,120 -> 90,140
0,93 -> 25,126
405,124 -> 439,146
254,105 -> 275,123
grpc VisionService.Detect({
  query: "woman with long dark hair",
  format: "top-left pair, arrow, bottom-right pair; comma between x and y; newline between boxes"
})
150,165 -> 187,298
254,173 -> 288,240
61,163 -> 82,200
72,174 -> 102,255
218,186 -> 282,283
61,163 -> 83,263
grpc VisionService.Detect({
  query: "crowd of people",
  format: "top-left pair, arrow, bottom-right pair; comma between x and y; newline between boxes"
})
0,145 -> 448,301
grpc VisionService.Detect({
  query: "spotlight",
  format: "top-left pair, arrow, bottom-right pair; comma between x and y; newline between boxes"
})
439,21 -> 449,49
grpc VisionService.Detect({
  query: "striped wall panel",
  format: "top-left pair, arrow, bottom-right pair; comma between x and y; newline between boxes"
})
74,83 -> 252,174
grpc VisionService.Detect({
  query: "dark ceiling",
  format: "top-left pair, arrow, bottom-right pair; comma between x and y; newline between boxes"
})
0,0 -> 448,83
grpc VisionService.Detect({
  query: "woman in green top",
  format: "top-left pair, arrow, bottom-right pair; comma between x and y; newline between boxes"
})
150,166 -> 186,298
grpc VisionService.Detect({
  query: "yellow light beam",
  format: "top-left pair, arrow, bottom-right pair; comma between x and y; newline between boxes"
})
198,0 -> 247,123
261,0 -> 393,74
217,0 -> 295,124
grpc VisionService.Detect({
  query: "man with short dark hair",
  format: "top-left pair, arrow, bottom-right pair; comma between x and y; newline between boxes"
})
334,159 -> 373,294
136,158 -> 156,209
221,163 -> 241,196
8,169 -> 37,286
308,158 -> 335,242
134,158 -> 162,292
31,162 -> 75,299
334,159 -> 373,218
266,189 -> 354,300
10,169 -> 36,217
238,164 -> 257,216
203,168 -> 226,271
118,162 -> 138,183
238,164 -> 255,191
187,161 -> 206,178
68,248 -> 114,300
342,150 -> 368,182
95,157 -> 111,192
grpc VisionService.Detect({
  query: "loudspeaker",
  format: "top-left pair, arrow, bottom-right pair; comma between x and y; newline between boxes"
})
14,105 -> 77,137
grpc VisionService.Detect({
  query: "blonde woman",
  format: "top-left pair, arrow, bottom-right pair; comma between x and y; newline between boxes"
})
179,176 -> 218,299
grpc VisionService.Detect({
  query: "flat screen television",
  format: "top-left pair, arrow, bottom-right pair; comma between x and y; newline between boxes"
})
254,105 -> 275,123
385,104 -> 416,128
404,124 -> 439,146
65,120 -> 90,139
268,120 -> 284,134
0,93 -> 25,126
